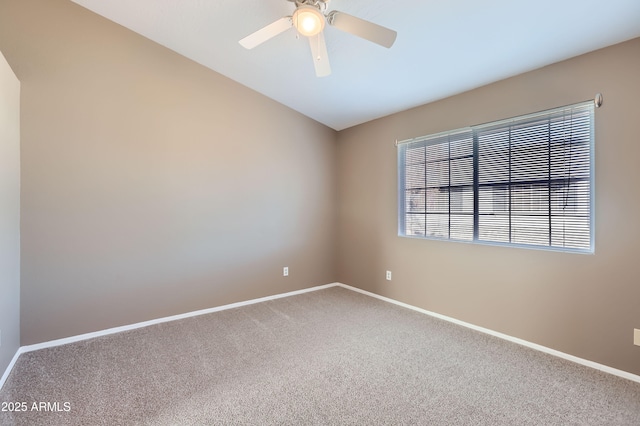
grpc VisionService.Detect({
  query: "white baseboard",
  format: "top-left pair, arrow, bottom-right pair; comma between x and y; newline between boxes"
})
0,347 -> 22,391
2,281 -> 638,389
20,283 -> 338,353
0,282 -> 338,389
334,282 -> 640,384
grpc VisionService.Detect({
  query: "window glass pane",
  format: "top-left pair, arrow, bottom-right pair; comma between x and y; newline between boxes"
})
426,187 -> 448,213
426,159 -> 449,188
405,163 -> 424,189
478,215 -> 510,242
426,214 -> 448,238
406,189 -> 425,213
478,131 -> 509,184
405,213 -> 425,236
450,214 -> 473,241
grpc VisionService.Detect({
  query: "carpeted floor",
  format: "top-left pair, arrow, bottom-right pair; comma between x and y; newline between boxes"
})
1,286 -> 639,425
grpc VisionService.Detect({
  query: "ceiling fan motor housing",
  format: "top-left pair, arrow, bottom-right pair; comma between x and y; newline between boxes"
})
288,0 -> 330,9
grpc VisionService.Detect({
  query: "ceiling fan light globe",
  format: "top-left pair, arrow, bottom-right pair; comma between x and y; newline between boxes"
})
293,6 -> 325,37
301,15 -> 318,33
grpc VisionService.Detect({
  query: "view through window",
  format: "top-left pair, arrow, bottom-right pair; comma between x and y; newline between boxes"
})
398,101 -> 594,252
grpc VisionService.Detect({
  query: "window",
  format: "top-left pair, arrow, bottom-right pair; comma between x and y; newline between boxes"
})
398,101 -> 594,252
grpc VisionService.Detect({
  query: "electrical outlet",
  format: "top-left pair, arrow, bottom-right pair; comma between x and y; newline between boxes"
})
386,270 -> 392,281
283,267 -> 289,277
634,329 -> 640,346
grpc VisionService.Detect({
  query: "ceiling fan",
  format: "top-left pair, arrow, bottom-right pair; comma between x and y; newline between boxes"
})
239,0 -> 397,77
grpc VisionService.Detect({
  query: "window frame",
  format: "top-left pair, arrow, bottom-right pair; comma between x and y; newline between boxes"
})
397,101 -> 595,254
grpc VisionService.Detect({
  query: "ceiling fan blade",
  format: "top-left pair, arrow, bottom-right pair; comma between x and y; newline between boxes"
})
328,11 -> 397,48
308,31 -> 331,77
239,17 -> 293,49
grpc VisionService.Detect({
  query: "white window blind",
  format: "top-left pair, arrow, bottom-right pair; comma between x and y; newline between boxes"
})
398,101 -> 594,252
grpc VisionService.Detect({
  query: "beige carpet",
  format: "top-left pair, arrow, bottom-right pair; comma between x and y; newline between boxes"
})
1,286 -> 639,425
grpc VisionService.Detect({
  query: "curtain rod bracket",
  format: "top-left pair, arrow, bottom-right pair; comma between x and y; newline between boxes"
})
595,93 -> 603,108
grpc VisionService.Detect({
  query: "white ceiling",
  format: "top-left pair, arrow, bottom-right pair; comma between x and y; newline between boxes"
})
70,0 -> 640,131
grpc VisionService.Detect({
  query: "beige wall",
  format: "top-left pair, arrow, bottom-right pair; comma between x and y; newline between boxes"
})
0,0 -> 337,345
337,37 -> 640,376
0,50 -> 20,376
